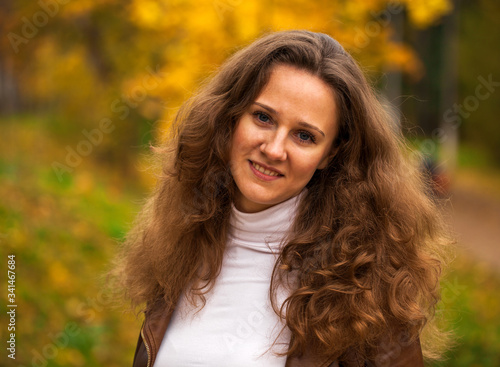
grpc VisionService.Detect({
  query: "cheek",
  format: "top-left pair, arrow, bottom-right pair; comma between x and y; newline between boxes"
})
234,127 -> 248,145
230,132 -> 245,160
293,151 -> 328,176
302,161 -> 322,177
230,124 -> 245,157
232,120 -> 260,153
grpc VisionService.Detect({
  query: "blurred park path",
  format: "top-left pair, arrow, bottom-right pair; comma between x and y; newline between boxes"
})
448,177 -> 500,271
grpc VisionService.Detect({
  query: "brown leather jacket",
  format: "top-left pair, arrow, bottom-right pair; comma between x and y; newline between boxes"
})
132,302 -> 425,367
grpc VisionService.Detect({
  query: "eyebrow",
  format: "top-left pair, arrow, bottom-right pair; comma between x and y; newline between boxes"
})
253,102 -> 326,137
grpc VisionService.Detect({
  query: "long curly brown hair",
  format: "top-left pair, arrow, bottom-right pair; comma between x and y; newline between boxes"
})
111,30 -> 452,364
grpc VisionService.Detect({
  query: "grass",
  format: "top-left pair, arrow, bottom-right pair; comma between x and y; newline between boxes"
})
431,255 -> 500,366
0,115 -> 144,367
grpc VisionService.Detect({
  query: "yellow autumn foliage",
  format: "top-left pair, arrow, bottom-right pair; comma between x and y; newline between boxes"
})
117,0 -> 452,133
404,0 -> 453,27
0,3 -> 454,363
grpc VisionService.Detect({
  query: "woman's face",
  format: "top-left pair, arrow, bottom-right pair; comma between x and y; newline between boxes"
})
229,64 -> 339,213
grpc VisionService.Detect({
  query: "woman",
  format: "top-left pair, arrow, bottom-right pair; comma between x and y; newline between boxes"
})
113,30 -> 450,367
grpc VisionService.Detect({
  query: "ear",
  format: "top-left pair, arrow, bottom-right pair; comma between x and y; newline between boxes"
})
317,147 -> 338,170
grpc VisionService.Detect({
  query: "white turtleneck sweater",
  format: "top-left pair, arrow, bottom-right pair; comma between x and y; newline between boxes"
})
154,192 -> 303,367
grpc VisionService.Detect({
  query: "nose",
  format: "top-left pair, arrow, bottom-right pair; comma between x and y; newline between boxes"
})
260,130 -> 287,161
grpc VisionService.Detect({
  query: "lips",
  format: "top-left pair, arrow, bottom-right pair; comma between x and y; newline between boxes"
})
249,160 -> 284,179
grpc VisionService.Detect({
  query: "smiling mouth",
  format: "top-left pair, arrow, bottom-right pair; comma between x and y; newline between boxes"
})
250,161 -> 283,177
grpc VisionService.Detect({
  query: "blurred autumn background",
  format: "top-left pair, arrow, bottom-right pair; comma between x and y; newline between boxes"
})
1,0 -> 499,366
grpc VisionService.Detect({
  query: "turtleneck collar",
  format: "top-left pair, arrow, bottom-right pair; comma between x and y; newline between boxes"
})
228,189 -> 306,251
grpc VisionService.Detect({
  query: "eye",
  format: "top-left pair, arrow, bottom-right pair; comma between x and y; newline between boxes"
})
253,111 -> 271,123
297,130 -> 316,144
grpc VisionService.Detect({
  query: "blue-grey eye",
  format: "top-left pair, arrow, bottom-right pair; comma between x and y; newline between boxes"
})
257,112 -> 270,122
299,132 -> 311,141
